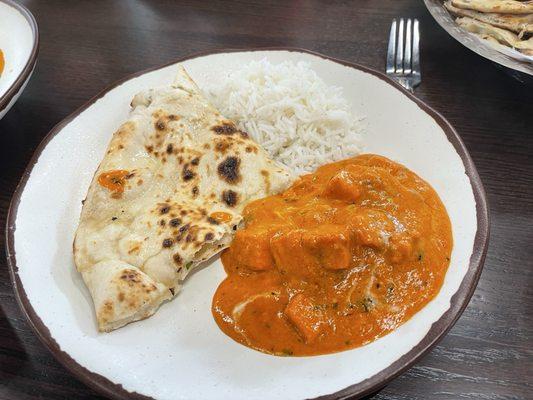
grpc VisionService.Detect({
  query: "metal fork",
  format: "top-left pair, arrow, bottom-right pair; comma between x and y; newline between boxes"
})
386,18 -> 421,92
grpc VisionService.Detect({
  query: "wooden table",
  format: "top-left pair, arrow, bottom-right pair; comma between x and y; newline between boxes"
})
1,1 -> 531,399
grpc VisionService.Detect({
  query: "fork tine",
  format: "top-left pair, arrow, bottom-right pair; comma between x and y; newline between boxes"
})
386,19 -> 397,74
412,19 -> 420,75
395,18 -> 405,74
404,19 -> 412,75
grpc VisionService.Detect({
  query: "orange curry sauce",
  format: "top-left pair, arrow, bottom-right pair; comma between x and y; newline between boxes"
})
0,50 -> 5,76
97,170 -> 131,194
212,154 -> 452,356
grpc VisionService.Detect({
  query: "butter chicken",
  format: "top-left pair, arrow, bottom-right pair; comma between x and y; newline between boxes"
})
212,154 -> 452,356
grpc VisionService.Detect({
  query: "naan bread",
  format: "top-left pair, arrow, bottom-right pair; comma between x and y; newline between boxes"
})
457,17 -> 533,54
473,33 -> 502,45
445,1 -> 533,34
451,0 -> 533,15
514,36 -> 533,54
74,66 -> 292,332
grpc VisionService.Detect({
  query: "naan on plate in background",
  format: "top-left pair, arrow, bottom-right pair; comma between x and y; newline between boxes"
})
74,66 -> 292,332
457,16 -> 533,54
451,0 -> 533,15
445,1 -> 533,34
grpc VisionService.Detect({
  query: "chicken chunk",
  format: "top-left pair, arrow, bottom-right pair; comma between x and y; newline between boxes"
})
323,170 -> 361,202
348,210 -> 393,249
270,230 -> 318,280
231,228 -> 274,271
301,225 -> 352,270
271,225 -> 352,275
284,294 -> 324,343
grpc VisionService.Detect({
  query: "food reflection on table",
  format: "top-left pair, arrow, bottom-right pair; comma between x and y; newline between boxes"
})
213,154 -> 452,356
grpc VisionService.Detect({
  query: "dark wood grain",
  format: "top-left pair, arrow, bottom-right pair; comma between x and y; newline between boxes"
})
0,0 -> 531,399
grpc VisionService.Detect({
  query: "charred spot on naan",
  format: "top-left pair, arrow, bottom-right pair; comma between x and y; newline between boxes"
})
222,190 -> 239,207
127,243 -> 141,255
158,203 -> 171,214
169,217 -> 182,227
162,238 -> 174,248
175,223 -> 190,241
185,229 -> 196,243
214,134 -> 249,156
182,164 -> 196,181
173,253 -> 183,265
211,121 -> 237,135
214,139 -> 232,153
100,301 -> 115,325
97,269 -> 162,325
180,151 -> 202,182
120,269 -> 142,285
245,145 -> 258,154
154,112 -> 181,131
155,119 -> 167,131
210,118 -> 249,138
218,156 -> 241,184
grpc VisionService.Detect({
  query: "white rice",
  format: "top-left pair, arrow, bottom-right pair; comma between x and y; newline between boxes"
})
207,59 -> 364,175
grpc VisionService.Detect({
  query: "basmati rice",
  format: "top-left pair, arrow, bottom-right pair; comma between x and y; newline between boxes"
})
207,59 -> 364,175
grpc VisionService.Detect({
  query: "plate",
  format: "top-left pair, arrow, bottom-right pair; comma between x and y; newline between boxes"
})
423,0 -> 533,81
6,49 -> 489,400
0,0 -> 39,120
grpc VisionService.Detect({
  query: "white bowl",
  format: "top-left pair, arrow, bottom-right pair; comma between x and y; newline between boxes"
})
0,0 -> 39,120
6,49 -> 489,400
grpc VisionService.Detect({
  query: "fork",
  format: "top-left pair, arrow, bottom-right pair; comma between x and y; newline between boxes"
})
386,18 -> 421,92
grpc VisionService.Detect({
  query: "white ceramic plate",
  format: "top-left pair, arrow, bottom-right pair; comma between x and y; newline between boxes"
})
7,49 -> 489,400
0,0 -> 39,120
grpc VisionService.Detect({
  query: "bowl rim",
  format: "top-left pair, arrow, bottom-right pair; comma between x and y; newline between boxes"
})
0,0 -> 39,114
5,47 -> 490,400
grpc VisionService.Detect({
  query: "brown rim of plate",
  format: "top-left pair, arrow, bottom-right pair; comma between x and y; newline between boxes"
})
0,0 -> 39,114
5,47 -> 490,400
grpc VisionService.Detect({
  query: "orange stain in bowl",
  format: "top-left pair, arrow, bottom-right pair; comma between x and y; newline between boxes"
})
0,50 -> 4,76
